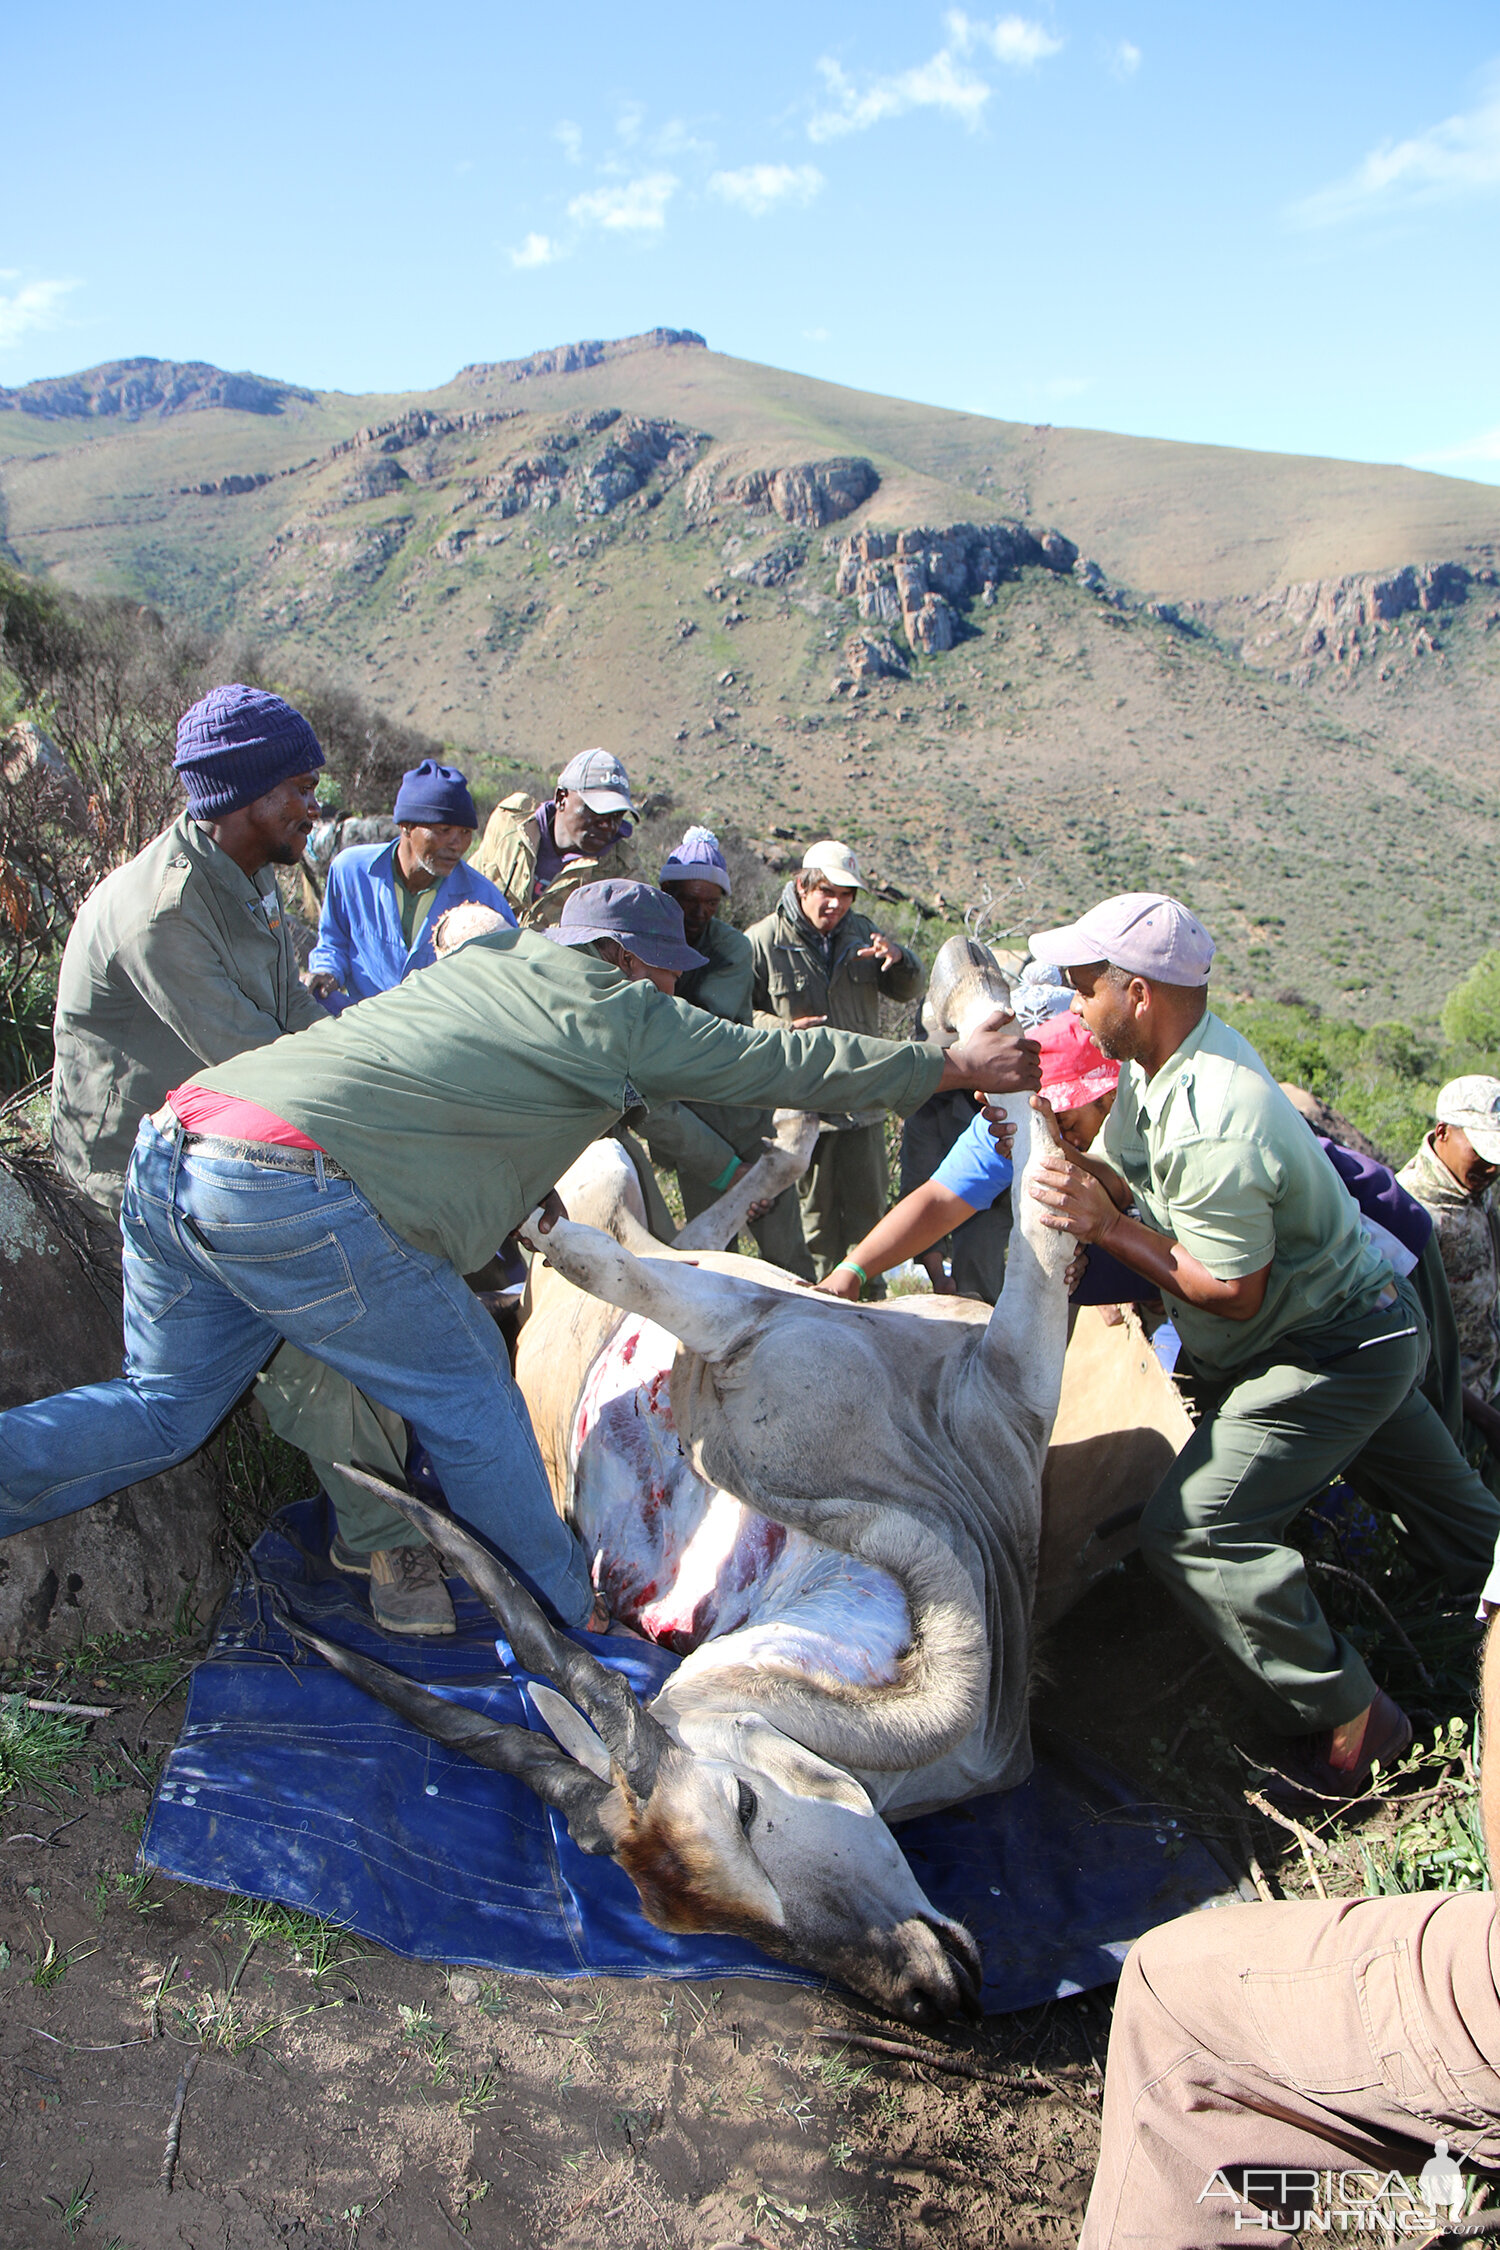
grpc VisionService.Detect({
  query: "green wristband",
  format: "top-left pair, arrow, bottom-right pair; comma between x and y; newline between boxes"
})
710,1157 -> 740,1194
835,1259 -> 868,1285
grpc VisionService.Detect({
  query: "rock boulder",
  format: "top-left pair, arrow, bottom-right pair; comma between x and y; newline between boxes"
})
0,1161 -> 231,1660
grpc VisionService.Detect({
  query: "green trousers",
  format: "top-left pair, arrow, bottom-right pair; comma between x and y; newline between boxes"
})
1138,1278 -> 1500,1733
255,1343 -> 419,1554
797,1123 -> 889,1291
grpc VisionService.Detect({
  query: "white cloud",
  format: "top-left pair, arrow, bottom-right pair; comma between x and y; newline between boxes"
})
1414,426 -> 1500,467
809,47 -> 992,139
508,233 -> 564,270
1108,39 -> 1141,78
615,101 -> 645,148
709,163 -> 825,216
654,117 -> 715,158
1292,76 -> 1500,227
946,11 -> 1064,67
808,15 -> 1059,141
803,326 -> 831,342
567,172 -> 679,232
554,120 -> 583,164
0,275 -> 78,354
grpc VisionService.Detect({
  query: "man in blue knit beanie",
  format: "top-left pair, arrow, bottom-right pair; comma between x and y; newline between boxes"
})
305,758 -> 511,1006
51,684 -> 454,1635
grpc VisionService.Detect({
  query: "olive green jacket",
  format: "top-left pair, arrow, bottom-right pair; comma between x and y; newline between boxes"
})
51,813 -> 322,1213
195,927 -> 943,1275
472,794 -> 636,928
747,886 -> 926,1038
638,915 -> 761,1190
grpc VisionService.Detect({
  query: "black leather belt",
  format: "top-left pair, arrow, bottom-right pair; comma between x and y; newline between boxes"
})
170,1126 -> 350,1178
149,1105 -> 351,1179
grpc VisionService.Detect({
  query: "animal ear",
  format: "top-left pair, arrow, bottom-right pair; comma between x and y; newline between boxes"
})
527,1683 -> 614,1783
683,1713 -> 875,1813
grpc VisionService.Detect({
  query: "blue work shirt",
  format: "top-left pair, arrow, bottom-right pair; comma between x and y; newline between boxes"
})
931,1109 -> 1015,1210
308,841 -> 515,1002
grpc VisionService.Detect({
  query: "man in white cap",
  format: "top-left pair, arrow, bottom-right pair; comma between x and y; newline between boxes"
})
1399,1077 -> 1500,1483
472,748 -> 636,927
746,840 -> 925,1286
1023,891 -> 1500,1802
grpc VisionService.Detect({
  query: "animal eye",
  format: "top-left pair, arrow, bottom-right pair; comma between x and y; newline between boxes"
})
736,1779 -> 757,1831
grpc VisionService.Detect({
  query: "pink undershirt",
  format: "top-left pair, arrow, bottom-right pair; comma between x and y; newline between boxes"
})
166,1085 -> 323,1151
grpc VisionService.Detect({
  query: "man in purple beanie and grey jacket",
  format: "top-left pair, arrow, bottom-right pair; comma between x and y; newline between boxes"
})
49,684 -> 460,1634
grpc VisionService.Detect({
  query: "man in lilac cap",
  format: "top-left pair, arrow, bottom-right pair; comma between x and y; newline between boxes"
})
650,829 -> 813,1274
1023,890 -> 1499,1803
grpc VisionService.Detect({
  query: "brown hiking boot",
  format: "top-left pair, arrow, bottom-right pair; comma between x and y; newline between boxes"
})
368,1545 -> 456,1637
329,1534 -> 372,1578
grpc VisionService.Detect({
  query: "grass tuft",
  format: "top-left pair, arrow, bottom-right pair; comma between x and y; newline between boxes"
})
0,1694 -> 85,1804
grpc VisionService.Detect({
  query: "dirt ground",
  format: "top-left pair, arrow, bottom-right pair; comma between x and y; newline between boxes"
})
0,1548 -> 1478,2250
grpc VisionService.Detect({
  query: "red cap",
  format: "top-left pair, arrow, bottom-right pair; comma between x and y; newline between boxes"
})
1035,1013 -> 1120,1114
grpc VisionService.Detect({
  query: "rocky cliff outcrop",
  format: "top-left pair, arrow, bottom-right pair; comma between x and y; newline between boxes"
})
1243,556 -> 1496,674
458,329 -> 706,388
473,416 -> 703,521
0,357 -> 313,421
729,540 -> 807,589
685,457 -> 879,530
832,518 -> 1080,657
843,631 -> 910,681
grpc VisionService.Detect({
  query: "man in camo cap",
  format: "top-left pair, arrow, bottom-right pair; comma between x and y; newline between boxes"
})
1399,1076 -> 1500,1481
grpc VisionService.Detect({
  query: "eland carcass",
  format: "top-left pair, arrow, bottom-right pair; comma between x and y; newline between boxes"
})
304,940 -> 1188,2023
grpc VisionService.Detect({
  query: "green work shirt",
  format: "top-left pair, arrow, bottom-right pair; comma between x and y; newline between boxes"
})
1102,1010 -> 1392,1379
395,870 -> 438,949
190,927 -> 942,1274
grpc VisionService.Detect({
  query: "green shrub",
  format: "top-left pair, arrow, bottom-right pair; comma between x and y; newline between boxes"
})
1440,950 -> 1500,1056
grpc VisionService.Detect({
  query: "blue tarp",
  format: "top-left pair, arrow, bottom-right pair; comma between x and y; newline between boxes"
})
142,1499 -> 1231,2012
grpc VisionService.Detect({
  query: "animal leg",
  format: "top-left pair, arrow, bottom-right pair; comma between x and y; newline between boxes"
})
673,1111 -> 819,1254
521,1210 -> 784,1364
980,1099 -> 1072,1425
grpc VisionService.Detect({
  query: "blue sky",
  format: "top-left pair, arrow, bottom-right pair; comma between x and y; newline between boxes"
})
5,2 -> 1499,483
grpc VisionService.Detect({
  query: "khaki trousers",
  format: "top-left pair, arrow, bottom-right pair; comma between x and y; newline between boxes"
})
1080,1892 -> 1500,2248
798,1122 -> 889,1289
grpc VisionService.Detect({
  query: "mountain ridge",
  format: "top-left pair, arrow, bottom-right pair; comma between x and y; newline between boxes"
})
2,331 -> 1498,1023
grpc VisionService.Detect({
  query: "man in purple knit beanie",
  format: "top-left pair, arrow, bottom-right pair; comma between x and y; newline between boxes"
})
50,683 -> 455,1635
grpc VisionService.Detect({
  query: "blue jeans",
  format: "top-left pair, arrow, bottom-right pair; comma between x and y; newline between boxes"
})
0,1118 -> 593,1625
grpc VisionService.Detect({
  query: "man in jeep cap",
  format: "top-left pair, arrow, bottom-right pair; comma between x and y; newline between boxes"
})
473,748 -> 636,927
746,838 -> 925,1288
1399,1076 -> 1500,1485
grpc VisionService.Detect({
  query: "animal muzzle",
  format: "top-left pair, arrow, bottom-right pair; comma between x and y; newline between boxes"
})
831,1912 -> 983,2030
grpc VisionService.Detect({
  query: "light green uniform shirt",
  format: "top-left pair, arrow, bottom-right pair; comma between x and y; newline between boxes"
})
191,927 -> 942,1274
1102,1010 -> 1392,1379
